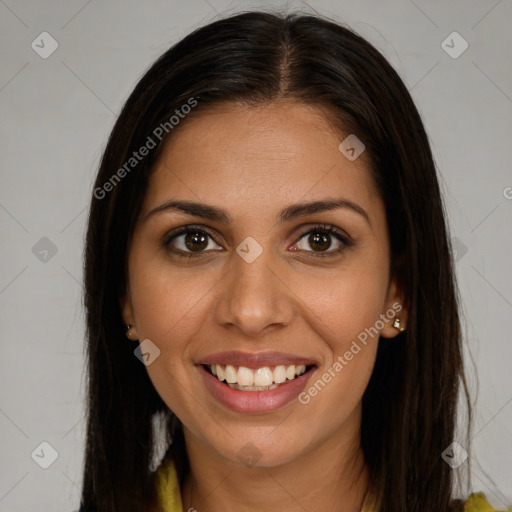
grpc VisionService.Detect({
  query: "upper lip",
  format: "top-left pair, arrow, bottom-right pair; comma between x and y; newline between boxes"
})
196,351 -> 317,369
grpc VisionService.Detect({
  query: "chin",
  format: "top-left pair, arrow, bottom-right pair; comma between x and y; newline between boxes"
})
209,429 -> 309,469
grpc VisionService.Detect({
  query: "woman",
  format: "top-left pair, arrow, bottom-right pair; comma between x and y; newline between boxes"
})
79,10 -> 503,512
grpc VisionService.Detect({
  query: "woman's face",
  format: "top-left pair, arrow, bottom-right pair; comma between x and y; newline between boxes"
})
121,100 -> 406,467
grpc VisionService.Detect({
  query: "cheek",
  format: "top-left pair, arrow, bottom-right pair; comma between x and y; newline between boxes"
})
128,247 -> 212,344
293,257 -> 390,357
294,269 -> 386,424
126,249 -> 212,404
298,289 -> 381,412
128,262 -> 211,422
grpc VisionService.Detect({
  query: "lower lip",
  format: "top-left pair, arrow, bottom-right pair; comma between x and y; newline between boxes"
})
198,364 -> 316,413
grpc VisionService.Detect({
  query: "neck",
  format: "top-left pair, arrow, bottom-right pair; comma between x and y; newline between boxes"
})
180,423 -> 369,512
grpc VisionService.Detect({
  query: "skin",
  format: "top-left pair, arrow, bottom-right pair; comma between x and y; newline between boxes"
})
121,99 -> 408,511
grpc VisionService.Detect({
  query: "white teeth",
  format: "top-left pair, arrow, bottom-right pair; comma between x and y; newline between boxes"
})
254,367 -> 273,387
295,364 -> 306,376
273,365 -> 287,383
227,383 -> 280,391
208,363 -> 309,389
225,364 -> 237,383
237,366 -> 254,386
216,364 -> 225,381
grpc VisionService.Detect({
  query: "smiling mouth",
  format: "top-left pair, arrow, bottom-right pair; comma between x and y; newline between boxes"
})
203,363 -> 316,391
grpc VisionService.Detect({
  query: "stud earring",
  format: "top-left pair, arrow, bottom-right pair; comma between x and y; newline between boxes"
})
393,318 -> 406,332
125,324 -> 136,339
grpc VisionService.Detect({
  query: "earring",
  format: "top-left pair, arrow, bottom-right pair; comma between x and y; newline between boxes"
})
393,318 -> 406,332
125,324 -> 136,339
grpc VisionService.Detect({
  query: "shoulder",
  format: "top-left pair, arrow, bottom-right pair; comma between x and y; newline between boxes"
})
456,492 -> 510,512
363,492 -> 508,512
153,457 -> 183,512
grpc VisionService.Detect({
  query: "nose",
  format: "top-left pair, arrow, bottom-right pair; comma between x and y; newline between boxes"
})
214,242 -> 295,337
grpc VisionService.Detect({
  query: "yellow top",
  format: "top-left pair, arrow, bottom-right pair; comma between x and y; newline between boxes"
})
153,457 -> 504,512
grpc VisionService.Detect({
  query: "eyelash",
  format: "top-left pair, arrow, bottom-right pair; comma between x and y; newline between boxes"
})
161,224 -> 354,260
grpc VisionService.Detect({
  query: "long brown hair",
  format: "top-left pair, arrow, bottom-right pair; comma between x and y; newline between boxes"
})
81,10 -> 471,511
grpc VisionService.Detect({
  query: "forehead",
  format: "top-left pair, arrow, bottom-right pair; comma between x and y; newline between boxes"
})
141,101 -> 382,224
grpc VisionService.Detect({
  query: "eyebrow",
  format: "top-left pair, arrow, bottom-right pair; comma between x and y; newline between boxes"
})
144,197 -> 371,226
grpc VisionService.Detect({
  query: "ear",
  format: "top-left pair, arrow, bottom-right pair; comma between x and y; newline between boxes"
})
119,284 -> 137,338
380,261 -> 408,339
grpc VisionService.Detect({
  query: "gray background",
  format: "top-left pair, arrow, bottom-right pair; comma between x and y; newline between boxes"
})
0,0 -> 511,510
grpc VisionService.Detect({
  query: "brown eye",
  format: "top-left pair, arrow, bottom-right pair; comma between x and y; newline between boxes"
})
293,224 -> 354,257
183,231 -> 209,252
162,226 -> 222,257
308,232 -> 331,252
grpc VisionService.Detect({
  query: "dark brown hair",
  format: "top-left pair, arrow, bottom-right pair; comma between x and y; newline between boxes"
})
80,10 -> 471,511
